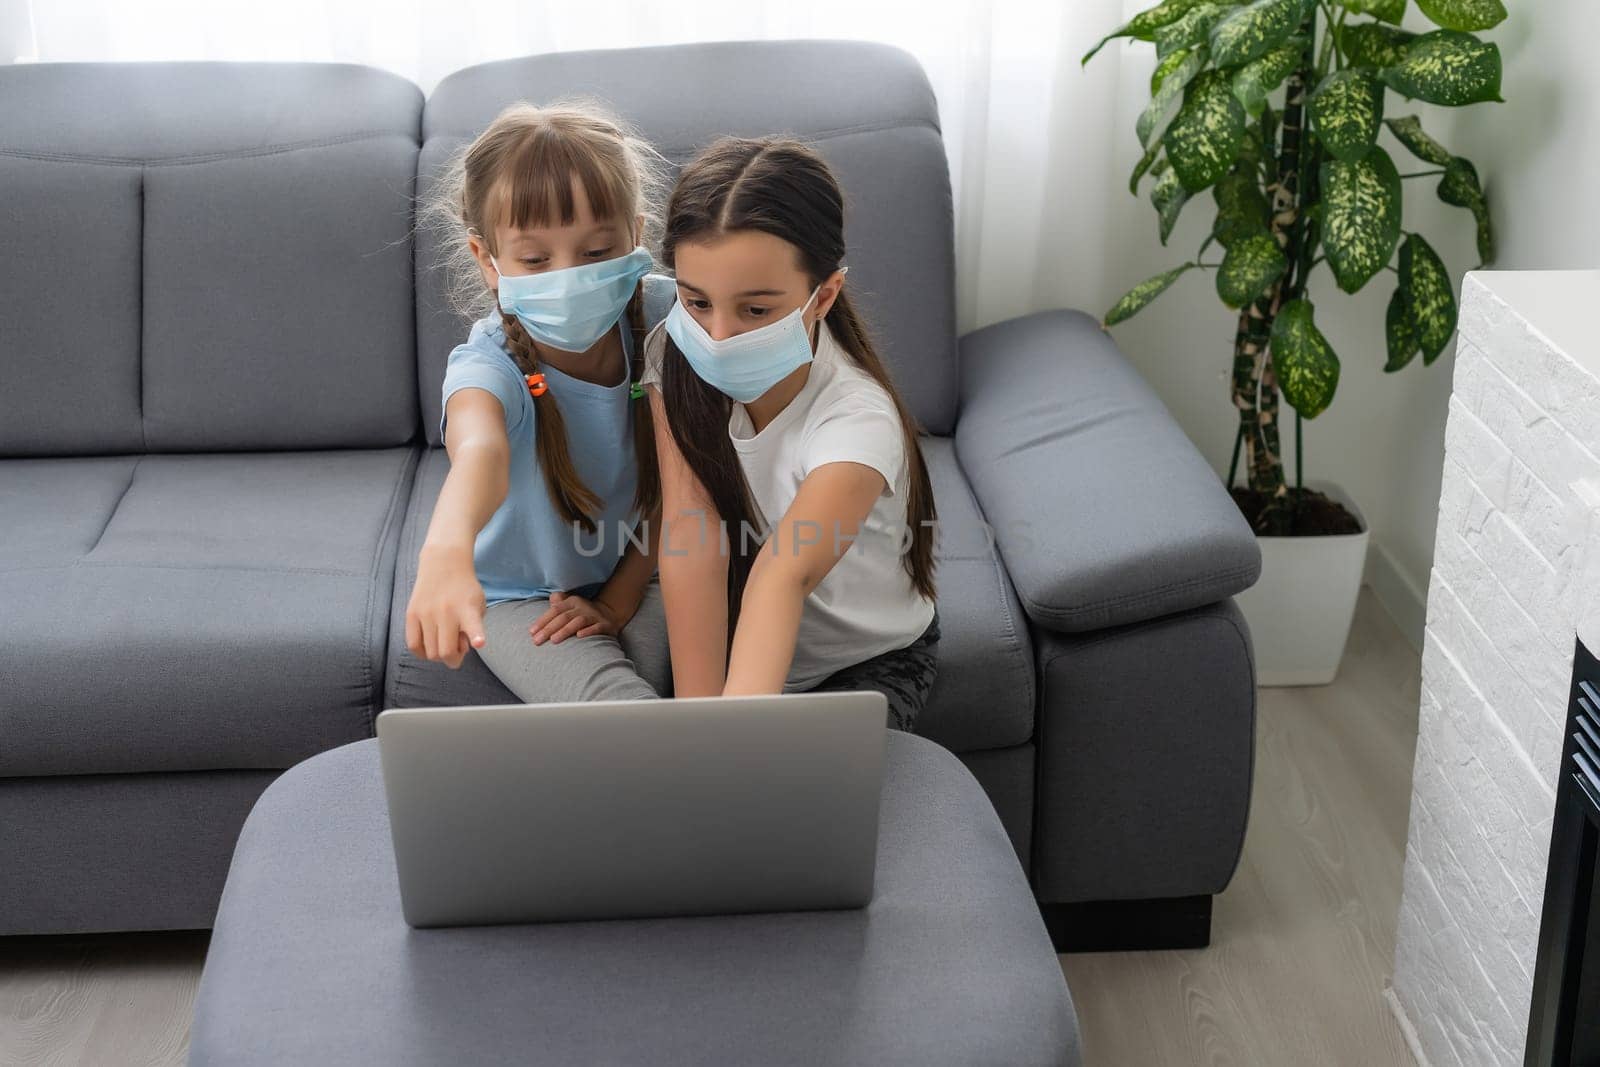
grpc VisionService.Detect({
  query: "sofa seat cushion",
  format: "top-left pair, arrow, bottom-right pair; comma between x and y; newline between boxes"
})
0,449 -> 417,777
385,439 -> 1034,754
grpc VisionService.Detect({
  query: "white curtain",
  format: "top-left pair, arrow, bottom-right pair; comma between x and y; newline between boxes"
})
14,0 -> 1153,334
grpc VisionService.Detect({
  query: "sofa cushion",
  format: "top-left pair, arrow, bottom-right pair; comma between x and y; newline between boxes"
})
187,733 -> 1081,1066
384,438 -> 1034,754
0,62 -> 424,455
0,449 -> 417,777
919,436 -> 1036,751
416,40 -> 959,442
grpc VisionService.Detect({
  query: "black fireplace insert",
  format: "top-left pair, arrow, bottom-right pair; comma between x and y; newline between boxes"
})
1527,636 -> 1600,1065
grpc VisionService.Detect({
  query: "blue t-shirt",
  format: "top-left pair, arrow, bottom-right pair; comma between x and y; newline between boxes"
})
439,314 -> 643,606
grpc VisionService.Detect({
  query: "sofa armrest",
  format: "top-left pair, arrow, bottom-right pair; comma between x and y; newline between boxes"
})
954,309 -> 1261,633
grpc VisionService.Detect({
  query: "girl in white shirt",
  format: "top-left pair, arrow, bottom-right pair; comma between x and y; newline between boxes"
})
641,137 -> 939,731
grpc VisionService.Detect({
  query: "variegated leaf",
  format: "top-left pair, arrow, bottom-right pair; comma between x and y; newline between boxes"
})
1470,200 -> 1496,266
1309,69 -> 1384,162
1152,167 -> 1191,243
1399,233 -> 1457,363
1337,0 -> 1407,24
1384,285 -> 1420,371
1139,47 -> 1208,147
1236,124 -> 1267,170
1209,0 -> 1313,68
1152,47 -> 1193,93
1437,155 -> 1482,207
1320,147 -> 1402,292
1338,23 -> 1416,68
1217,232 -> 1288,308
1212,170 -> 1272,247
1416,0 -> 1506,31
1130,143 -> 1163,193
1082,0 -> 1198,63
1232,40 -> 1303,117
1270,299 -> 1340,418
1165,69 -> 1248,192
1104,263 -> 1197,326
1384,114 -> 1451,165
1381,30 -> 1503,106
1156,3 -> 1232,60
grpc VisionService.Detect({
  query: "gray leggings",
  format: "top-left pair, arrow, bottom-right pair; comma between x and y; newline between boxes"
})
476,584 -> 939,733
475,582 -> 671,703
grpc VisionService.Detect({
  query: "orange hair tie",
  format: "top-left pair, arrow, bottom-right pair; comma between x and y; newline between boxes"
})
525,372 -> 548,398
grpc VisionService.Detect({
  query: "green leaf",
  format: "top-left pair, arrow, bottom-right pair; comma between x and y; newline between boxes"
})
1083,0 -> 1200,63
1152,47 -> 1193,93
1212,170 -> 1272,247
1416,0 -> 1506,31
1399,233 -> 1458,363
1380,30 -> 1503,106
1309,69 -> 1384,162
1337,0 -> 1407,24
1270,299 -> 1340,418
1384,285 -> 1420,371
1152,167 -> 1191,243
1217,232 -> 1289,307
1130,143 -> 1163,194
1384,114 -> 1451,165
1104,263 -> 1197,326
1320,147 -> 1402,292
1139,47 -> 1208,147
1233,40 -> 1303,117
1436,155 -> 1481,207
1209,0 -> 1312,68
1469,199 -> 1496,266
1165,69 -> 1248,192
1156,3 -> 1232,59
1338,23 -> 1416,68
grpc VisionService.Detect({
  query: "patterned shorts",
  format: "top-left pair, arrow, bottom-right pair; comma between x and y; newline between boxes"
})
808,609 -> 942,734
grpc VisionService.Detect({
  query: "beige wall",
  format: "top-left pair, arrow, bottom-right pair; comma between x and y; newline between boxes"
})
1061,2 -> 1598,647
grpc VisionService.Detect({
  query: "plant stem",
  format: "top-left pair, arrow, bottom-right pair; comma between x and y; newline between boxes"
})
1401,169 -> 1447,179
1232,11 -> 1317,527
1227,420 -> 1244,489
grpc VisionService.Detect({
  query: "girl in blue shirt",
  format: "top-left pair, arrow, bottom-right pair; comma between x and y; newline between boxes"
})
405,101 -> 673,701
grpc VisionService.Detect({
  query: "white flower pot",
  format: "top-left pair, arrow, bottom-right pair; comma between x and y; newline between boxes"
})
1233,479 -> 1370,687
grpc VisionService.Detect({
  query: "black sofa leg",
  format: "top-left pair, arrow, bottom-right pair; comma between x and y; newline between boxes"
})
1040,895 -> 1213,953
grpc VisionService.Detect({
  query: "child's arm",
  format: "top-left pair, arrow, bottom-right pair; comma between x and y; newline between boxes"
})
528,508 -> 659,644
406,389 -> 511,669
722,461 -> 887,696
650,387 -> 732,697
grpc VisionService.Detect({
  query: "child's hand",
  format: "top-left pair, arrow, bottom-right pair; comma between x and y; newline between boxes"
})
405,544 -> 487,670
530,591 -> 619,645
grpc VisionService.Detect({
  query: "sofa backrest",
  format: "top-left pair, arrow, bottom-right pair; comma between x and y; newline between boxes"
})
0,62 -> 423,456
416,40 -> 960,442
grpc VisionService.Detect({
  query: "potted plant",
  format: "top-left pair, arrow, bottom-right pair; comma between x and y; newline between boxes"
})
1086,0 -> 1503,685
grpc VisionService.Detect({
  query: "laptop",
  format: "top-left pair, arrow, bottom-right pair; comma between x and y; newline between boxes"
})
374,691 -> 888,928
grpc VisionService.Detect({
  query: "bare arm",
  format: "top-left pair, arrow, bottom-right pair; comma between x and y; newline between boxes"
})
528,504 -> 662,645
650,386 -> 731,696
723,461 -> 886,696
405,389 -> 510,668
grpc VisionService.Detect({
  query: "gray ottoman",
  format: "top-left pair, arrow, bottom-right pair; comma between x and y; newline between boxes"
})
188,733 -> 1081,1066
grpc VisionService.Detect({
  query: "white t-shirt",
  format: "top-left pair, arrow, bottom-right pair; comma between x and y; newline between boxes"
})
642,317 -> 936,690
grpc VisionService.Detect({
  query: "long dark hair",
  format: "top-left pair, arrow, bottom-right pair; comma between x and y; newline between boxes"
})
659,137 -> 937,628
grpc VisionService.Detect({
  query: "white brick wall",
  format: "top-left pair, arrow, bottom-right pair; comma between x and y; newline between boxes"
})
1392,272 -> 1600,1065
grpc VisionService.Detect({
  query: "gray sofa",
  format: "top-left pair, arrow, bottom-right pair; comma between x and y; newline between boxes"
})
0,41 -> 1261,948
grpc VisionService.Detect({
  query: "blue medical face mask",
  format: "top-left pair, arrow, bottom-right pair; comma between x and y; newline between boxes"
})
491,244 -> 654,353
664,268 -> 846,404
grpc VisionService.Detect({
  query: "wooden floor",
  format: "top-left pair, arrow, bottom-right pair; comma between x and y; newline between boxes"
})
1061,589 -> 1421,1065
0,589 -> 1420,1066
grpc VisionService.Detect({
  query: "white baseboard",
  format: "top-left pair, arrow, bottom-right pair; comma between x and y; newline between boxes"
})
1383,985 -> 1430,1067
1365,541 -> 1427,654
